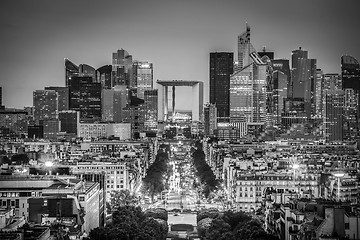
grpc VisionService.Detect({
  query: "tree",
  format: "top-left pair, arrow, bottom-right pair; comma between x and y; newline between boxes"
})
106,189 -> 140,214
197,217 -> 213,239
88,205 -> 168,240
205,218 -> 234,240
142,147 -> 169,201
222,210 -> 252,231
144,208 -> 168,221
233,219 -> 278,240
197,208 -> 219,223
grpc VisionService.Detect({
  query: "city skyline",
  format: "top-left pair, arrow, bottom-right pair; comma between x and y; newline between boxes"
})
1,0 -> 360,109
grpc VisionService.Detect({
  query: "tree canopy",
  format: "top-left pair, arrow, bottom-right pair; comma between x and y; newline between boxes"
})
106,189 -> 140,214
191,141 -> 219,197
196,210 -> 279,240
87,206 -> 168,240
142,147 -> 171,200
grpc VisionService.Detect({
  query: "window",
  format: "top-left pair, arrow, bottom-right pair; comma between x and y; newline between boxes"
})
345,223 -> 349,229
15,199 -> 19,208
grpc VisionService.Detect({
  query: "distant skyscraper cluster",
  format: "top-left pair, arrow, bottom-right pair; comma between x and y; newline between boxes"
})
0,49 -> 157,140
1,24 -> 360,142
207,25 -> 360,142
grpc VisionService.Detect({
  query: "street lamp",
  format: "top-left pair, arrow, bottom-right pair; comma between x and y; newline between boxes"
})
333,173 -> 344,201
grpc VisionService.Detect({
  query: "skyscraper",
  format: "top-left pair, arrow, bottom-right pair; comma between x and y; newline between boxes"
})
144,89 -> 158,131
96,65 -> 112,89
315,69 -> 324,118
133,61 -> 153,99
341,55 -> 360,140
68,76 -> 102,121
237,24 -> 253,70
323,90 -> 343,142
291,47 -> 317,118
272,59 -> 291,97
44,87 -> 69,111
203,103 -> 217,136
209,52 -> 233,122
58,110 -> 80,135
112,49 -> 134,87
273,71 -> 288,125
79,64 -> 96,82
33,90 -> 58,122
230,52 -> 267,124
65,59 -> 79,87
102,86 -> 128,123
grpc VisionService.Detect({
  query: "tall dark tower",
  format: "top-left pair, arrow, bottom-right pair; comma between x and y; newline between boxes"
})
68,76 -> 102,121
291,47 -> 316,118
209,52 -> 233,122
341,55 -> 360,140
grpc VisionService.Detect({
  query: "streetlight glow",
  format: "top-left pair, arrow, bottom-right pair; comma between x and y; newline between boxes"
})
44,161 -> 54,167
333,173 -> 344,178
292,164 -> 300,170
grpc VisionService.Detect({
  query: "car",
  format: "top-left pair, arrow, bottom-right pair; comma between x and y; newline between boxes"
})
173,213 -> 179,216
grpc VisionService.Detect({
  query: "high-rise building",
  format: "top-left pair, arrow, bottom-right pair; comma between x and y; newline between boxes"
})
273,71 -> 288,125
272,59 -> 291,97
143,89 -> 158,131
230,53 -> 267,124
33,90 -> 58,122
58,110 -> 80,135
237,24 -> 253,70
102,86 -> 128,122
0,109 -> 28,137
315,69 -> 324,118
323,90 -> 344,142
323,73 -> 342,91
133,61 -> 153,98
96,65 -> 112,89
112,49 -> 134,87
341,55 -> 360,140
79,64 -> 96,82
291,47 -> 317,118
43,119 -> 60,139
203,103 -> 217,136
209,52 -> 233,122
68,76 -> 102,121
28,125 -> 43,139
65,59 -> 79,87
44,87 -> 69,111
122,90 -> 145,138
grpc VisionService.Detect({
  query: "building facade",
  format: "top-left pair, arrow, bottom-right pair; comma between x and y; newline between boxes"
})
68,76 -> 102,121
209,52 -> 234,122
33,90 -> 58,122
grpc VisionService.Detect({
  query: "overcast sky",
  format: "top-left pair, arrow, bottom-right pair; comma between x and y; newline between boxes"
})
1,0 -> 359,109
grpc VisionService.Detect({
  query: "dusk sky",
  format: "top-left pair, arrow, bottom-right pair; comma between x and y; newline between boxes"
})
1,0 -> 359,110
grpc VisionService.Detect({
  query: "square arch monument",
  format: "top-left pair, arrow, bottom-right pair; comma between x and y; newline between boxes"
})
157,80 -> 204,122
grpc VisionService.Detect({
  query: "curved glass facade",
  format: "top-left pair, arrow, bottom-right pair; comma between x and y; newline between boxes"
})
65,59 -> 79,87
79,64 -> 96,82
96,65 -> 112,89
